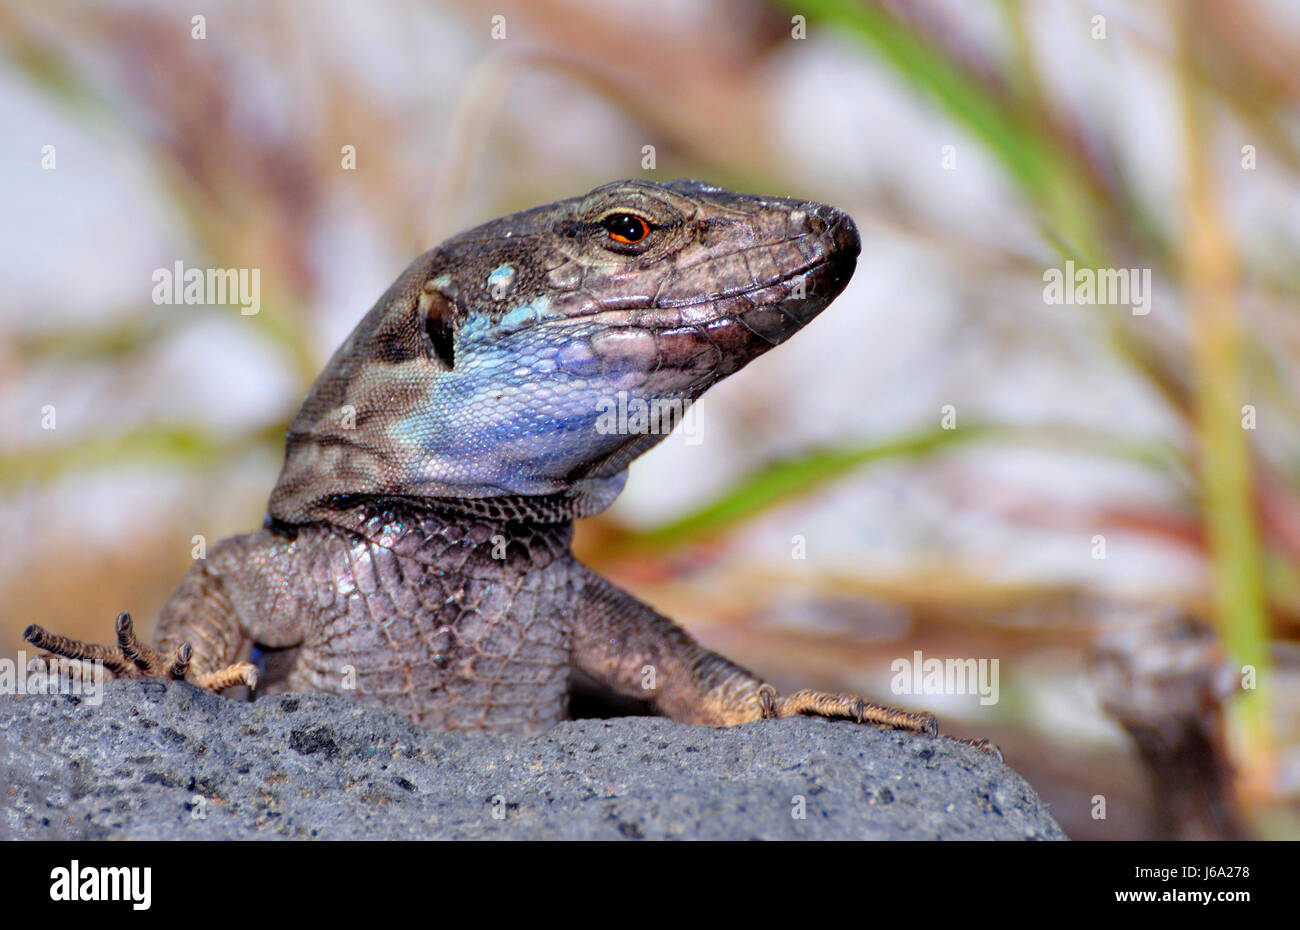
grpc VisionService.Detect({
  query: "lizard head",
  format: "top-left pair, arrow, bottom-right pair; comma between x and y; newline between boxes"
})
270,179 -> 859,523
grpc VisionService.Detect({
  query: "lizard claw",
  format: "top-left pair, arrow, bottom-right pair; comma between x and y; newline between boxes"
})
23,612 -> 257,692
760,686 -> 939,735
954,737 -> 1004,761
757,686 -> 1003,758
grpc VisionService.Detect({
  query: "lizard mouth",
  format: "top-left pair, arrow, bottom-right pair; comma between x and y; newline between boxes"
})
533,213 -> 859,391
549,210 -> 861,338
544,256 -> 842,345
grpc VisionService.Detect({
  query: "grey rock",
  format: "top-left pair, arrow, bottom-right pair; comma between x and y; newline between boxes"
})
0,679 -> 1065,840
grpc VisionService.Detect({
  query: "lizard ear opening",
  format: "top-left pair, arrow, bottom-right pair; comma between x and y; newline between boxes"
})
419,287 -> 457,369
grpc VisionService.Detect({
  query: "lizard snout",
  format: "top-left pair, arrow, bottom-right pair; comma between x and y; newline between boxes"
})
825,205 -> 861,262
789,201 -> 859,313
803,201 -> 860,269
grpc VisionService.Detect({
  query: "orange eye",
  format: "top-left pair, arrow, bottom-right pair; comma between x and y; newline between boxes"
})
602,213 -> 650,244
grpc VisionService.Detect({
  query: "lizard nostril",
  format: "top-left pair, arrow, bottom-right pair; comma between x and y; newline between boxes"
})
834,211 -> 861,259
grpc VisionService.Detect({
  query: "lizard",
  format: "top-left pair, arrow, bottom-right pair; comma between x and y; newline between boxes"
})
26,178 -> 995,754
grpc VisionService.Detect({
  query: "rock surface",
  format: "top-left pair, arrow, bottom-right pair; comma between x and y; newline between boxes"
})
1,679 -> 1065,840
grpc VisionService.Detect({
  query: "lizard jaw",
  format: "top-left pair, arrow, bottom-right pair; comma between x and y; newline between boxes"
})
547,209 -> 860,390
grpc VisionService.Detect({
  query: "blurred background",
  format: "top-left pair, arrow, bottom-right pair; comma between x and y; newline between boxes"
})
2,0 -> 1298,840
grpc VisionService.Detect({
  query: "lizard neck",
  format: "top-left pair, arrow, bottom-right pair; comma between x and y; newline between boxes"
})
289,482 -> 617,527
267,495 -> 577,574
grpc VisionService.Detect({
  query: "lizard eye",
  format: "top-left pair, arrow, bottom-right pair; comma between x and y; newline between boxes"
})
602,213 -> 650,244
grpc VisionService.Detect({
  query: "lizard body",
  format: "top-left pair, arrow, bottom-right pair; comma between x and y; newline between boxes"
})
29,179 -> 984,749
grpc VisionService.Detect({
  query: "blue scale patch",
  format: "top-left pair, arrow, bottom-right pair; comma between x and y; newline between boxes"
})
495,296 -> 554,336
487,264 -> 516,294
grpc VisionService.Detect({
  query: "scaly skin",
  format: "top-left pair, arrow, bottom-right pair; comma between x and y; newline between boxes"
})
27,179 -> 995,753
